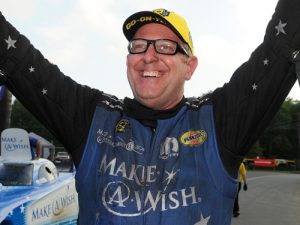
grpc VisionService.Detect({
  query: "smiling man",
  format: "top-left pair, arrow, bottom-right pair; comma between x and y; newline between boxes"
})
124,10 -> 198,110
0,1 -> 300,225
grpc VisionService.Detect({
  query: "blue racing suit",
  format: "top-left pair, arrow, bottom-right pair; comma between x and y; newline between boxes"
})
76,101 -> 237,225
0,0 -> 299,224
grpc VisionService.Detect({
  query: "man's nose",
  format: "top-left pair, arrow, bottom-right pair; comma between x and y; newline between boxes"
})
143,43 -> 158,62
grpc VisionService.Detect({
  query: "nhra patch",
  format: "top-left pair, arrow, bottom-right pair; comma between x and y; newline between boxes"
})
180,130 -> 207,147
115,119 -> 130,133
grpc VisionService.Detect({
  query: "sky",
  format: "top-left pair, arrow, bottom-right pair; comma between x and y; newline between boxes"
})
1,0 -> 299,100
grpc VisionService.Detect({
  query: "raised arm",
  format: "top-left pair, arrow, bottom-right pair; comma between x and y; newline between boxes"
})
213,0 -> 300,175
0,12 -> 103,166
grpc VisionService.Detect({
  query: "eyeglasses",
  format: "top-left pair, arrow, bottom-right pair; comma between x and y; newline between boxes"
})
128,38 -> 191,56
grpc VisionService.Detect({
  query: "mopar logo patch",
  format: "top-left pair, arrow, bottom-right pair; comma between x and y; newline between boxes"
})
180,130 -> 207,147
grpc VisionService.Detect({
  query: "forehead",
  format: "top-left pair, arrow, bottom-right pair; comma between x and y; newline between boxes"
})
133,23 -> 181,42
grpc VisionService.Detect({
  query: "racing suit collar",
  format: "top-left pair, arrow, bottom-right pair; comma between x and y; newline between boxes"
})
124,97 -> 186,128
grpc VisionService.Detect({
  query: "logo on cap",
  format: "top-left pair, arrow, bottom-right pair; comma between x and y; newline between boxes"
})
153,9 -> 170,17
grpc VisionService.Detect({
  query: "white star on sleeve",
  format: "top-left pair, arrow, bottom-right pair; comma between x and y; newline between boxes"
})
4,35 -> 17,50
29,66 -> 35,73
42,88 -> 48,95
263,59 -> 269,66
194,213 -> 210,225
20,205 -> 25,214
252,83 -> 258,90
275,20 -> 287,36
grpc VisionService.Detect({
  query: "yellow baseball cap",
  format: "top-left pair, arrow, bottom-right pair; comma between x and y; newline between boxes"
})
123,9 -> 194,56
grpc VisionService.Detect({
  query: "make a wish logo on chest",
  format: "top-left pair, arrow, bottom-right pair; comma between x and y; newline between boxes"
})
98,153 -> 203,218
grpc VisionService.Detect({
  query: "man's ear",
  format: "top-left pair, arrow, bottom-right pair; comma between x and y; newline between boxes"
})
185,56 -> 198,80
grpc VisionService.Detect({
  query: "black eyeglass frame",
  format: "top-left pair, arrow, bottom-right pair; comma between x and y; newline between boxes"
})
127,38 -> 191,57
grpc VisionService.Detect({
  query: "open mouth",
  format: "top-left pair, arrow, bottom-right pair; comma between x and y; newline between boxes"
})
143,71 -> 160,78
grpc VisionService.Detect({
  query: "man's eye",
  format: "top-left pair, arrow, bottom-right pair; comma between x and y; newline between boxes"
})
132,44 -> 146,51
159,45 -> 169,49
157,44 -> 175,52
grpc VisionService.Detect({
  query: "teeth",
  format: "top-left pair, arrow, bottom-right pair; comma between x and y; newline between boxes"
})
143,71 -> 160,77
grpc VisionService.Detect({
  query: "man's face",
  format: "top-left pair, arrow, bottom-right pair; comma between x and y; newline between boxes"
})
126,23 -> 198,110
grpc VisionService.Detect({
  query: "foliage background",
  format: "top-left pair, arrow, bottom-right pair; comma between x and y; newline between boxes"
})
10,99 -> 61,146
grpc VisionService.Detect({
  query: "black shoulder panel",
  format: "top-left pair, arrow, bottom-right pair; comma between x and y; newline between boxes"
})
97,92 -> 124,112
185,94 -> 212,110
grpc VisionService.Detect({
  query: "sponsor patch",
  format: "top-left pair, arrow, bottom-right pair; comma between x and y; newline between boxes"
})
180,130 -> 207,147
115,119 -> 130,133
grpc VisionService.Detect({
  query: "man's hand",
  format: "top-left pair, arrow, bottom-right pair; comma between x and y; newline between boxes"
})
243,183 -> 248,191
